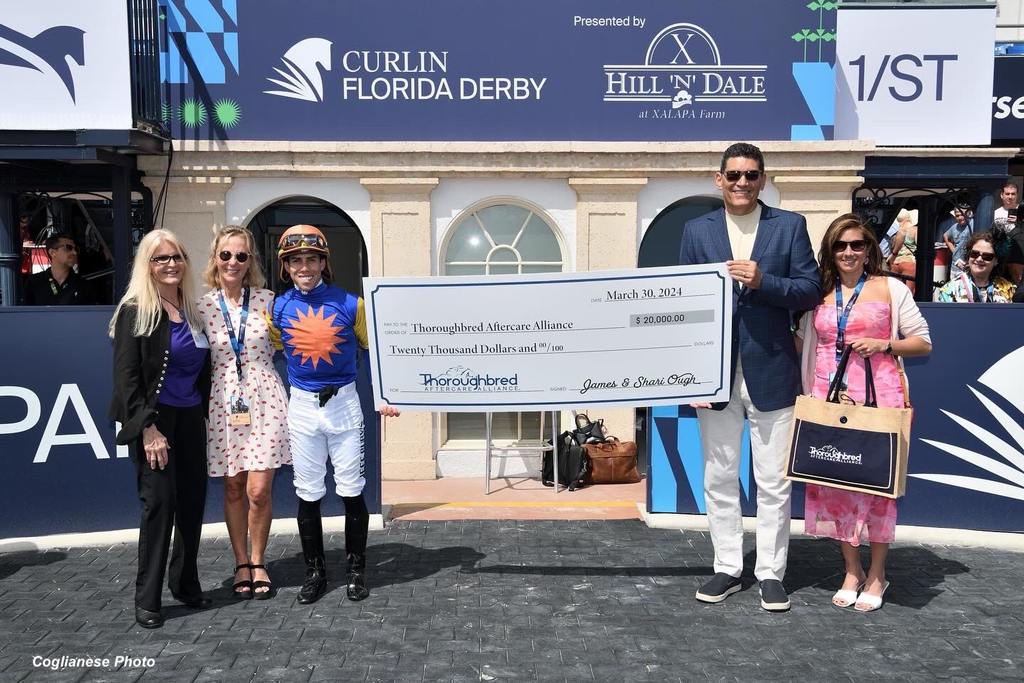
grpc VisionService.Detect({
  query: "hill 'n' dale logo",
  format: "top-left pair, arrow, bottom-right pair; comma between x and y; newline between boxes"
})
604,23 -> 766,120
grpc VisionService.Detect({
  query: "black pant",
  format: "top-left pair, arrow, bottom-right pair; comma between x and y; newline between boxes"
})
129,403 -> 208,611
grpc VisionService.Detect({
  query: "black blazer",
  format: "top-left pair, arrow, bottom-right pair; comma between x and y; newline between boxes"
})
108,304 -> 212,445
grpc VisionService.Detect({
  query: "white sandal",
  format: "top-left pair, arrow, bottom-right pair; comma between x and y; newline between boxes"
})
832,582 -> 863,608
854,581 -> 890,612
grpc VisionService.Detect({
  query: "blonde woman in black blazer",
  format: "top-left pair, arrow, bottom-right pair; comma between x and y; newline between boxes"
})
109,229 -> 212,629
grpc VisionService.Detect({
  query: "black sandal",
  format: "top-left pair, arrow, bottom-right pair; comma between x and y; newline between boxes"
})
250,563 -> 274,600
232,563 -> 253,599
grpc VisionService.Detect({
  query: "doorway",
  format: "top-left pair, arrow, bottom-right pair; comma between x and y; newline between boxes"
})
245,196 -> 366,295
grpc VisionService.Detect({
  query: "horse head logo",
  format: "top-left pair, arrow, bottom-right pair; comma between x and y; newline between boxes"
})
0,24 -> 86,102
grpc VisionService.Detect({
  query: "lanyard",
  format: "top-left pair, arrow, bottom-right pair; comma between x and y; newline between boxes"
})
835,273 -> 867,363
217,287 -> 250,384
960,273 -> 994,303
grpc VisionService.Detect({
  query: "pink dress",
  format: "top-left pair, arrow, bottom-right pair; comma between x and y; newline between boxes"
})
804,301 -> 903,545
199,288 -> 290,477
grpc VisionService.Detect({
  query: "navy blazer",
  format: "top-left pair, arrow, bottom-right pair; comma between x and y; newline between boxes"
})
679,202 -> 820,412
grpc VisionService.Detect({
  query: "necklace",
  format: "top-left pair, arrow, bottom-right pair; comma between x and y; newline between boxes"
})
160,295 -> 183,316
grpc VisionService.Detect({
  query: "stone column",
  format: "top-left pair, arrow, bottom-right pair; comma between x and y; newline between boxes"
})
140,174 -> 232,294
568,177 -> 648,441
771,175 -> 865,251
360,177 -> 439,480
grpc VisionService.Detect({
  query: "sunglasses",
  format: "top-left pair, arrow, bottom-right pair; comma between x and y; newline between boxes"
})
968,250 -> 996,262
150,253 -> 186,264
832,239 -> 868,253
723,170 -> 762,182
280,233 -> 327,250
218,250 -> 250,263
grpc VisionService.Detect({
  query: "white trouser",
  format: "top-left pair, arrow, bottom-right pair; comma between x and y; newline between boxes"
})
288,384 -> 365,501
697,361 -> 793,581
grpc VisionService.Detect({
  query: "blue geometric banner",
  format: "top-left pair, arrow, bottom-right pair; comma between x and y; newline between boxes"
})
156,0 -> 836,141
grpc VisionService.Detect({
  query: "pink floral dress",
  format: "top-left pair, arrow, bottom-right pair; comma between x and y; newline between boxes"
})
199,288 -> 290,477
804,301 -> 903,545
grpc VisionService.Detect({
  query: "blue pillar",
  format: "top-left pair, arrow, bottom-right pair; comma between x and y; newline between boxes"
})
0,194 -> 16,306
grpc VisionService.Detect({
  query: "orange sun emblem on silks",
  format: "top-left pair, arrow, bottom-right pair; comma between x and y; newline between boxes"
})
284,306 -> 347,368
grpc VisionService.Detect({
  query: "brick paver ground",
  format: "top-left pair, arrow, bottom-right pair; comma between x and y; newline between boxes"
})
1,520 -> 1020,681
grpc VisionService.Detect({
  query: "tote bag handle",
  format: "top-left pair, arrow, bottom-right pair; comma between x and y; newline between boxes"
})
826,344 -> 880,407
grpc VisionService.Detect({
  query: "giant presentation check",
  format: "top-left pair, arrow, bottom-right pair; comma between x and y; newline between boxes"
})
363,265 -> 733,410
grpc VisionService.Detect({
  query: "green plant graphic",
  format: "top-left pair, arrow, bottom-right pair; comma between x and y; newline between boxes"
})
213,99 -> 242,128
179,99 -> 207,128
792,0 -> 837,62
160,103 -> 171,125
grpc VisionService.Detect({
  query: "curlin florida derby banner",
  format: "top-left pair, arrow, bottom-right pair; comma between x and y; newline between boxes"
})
363,265 -> 733,411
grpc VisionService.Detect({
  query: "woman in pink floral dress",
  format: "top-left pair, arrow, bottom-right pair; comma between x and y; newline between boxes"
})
797,214 -> 931,611
200,226 -> 290,599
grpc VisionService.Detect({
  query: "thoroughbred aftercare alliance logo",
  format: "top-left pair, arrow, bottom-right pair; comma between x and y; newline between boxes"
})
807,444 -> 862,466
419,366 -> 519,393
603,23 -> 767,120
0,23 -> 85,102
913,345 -> 1024,502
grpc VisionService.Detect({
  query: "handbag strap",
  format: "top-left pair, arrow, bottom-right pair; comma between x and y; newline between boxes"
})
881,278 -> 912,408
862,354 -> 878,408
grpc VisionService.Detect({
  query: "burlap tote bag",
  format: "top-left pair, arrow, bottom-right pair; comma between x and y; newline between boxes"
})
785,345 -> 912,498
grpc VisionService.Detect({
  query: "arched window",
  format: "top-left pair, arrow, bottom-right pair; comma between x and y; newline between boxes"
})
442,202 -> 565,443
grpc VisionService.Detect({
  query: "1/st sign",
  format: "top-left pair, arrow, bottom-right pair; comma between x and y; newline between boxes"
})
835,6 -> 994,145
847,54 -> 957,102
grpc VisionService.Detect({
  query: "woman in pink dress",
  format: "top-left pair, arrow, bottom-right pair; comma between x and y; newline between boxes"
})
797,214 -> 931,611
200,226 -> 290,599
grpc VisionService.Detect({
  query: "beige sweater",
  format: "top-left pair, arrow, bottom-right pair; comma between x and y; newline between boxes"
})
797,277 -> 931,396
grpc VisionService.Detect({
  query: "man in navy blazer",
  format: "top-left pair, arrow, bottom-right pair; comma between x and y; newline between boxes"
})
679,143 -> 820,611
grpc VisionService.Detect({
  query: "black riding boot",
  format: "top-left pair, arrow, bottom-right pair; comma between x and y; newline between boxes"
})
342,495 -> 370,601
296,498 -> 327,604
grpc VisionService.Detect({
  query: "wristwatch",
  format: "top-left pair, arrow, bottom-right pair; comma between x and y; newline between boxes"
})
884,342 -> 893,355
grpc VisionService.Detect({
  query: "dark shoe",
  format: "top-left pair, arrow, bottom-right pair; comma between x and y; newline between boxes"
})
297,556 -> 328,604
345,553 -> 369,602
297,498 -> 328,605
250,563 -> 274,601
695,573 -> 743,603
232,563 -> 253,600
759,579 -> 791,612
134,607 -> 164,629
171,592 -> 212,609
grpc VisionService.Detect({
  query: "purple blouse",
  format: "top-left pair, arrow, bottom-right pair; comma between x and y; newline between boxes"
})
159,320 -> 208,408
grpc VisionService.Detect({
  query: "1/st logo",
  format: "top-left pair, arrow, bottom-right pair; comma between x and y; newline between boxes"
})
848,53 -> 957,102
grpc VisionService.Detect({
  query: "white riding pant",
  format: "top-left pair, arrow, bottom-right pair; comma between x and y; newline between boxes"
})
288,384 -> 365,501
696,360 -> 794,581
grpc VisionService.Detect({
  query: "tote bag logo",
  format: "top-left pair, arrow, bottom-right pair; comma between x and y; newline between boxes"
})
808,444 -> 863,466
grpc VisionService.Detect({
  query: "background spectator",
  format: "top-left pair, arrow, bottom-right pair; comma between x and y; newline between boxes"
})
934,232 -> 1016,303
887,209 -> 918,295
943,204 -> 974,279
20,233 -> 96,305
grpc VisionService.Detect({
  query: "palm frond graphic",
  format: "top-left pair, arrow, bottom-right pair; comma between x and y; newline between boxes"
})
911,346 -> 1024,500
264,58 -> 318,101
